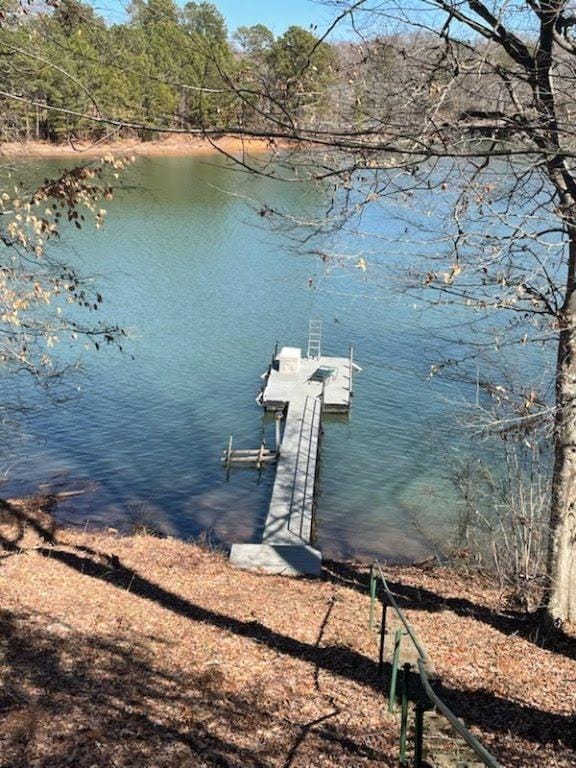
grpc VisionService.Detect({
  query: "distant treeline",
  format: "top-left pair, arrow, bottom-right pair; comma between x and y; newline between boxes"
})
0,0 -> 337,142
0,0 -> 522,144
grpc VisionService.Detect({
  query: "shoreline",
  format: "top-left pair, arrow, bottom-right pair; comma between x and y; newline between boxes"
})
0,134 -> 288,160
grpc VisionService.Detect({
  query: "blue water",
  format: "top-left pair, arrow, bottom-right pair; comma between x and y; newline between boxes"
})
1,155 -> 512,561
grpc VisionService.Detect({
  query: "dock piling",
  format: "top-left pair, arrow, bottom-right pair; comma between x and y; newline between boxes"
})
275,411 -> 283,455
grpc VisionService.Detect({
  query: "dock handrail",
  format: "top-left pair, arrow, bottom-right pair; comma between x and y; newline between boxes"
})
288,393 -> 323,539
369,562 -> 502,768
287,397 -> 312,536
300,391 -> 323,539
300,382 -> 326,536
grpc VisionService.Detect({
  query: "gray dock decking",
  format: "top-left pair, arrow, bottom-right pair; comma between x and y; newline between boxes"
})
263,395 -> 320,545
229,346 -> 356,577
261,354 -> 353,412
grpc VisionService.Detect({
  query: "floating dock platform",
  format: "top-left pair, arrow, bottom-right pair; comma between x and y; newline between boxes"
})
229,324 -> 359,576
261,352 -> 354,413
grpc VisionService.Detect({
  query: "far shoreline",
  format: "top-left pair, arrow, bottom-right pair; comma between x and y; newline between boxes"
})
0,134 -> 290,160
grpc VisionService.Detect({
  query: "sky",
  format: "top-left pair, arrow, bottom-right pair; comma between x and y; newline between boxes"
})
86,0 -> 340,36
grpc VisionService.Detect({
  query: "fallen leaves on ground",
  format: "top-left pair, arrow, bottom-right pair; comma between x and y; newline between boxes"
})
1,502 -> 575,767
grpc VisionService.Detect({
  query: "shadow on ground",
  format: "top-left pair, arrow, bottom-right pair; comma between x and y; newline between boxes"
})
1,502 -> 575,767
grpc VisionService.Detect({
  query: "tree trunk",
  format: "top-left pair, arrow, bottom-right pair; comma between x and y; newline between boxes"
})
548,227 -> 576,624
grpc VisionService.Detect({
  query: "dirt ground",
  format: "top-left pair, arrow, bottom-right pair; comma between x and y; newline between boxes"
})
0,498 -> 574,767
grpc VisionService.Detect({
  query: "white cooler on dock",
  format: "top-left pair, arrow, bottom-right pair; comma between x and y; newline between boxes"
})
276,346 -> 301,375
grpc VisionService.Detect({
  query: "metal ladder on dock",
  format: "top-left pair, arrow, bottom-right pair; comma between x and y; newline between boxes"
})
307,319 -> 322,358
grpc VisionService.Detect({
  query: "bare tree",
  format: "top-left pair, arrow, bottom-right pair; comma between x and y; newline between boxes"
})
0,4 -> 131,391
448,440 -> 550,611
210,0 -> 576,626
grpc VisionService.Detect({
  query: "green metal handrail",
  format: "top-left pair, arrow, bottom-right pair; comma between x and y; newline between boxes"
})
374,563 -> 431,670
370,561 -> 502,768
416,658 -> 502,767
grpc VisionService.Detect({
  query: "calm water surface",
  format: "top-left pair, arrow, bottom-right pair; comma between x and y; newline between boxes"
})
3,156 -> 494,561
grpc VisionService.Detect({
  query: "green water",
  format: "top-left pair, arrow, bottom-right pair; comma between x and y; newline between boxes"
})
3,155 -> 491,561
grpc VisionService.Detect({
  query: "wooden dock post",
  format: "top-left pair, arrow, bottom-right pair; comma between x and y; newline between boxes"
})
256,441 -> 265,471
275,411 -> 283,455
349,345 -> 354,400
225,435 -> 233,476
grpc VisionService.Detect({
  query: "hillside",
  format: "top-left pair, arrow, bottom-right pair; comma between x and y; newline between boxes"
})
0,499 -> 574,767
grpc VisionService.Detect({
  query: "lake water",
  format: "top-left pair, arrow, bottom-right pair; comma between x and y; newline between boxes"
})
2,155 -> 498,562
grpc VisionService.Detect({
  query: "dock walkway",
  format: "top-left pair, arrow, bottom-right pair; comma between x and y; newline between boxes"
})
263,394 -> 321,545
